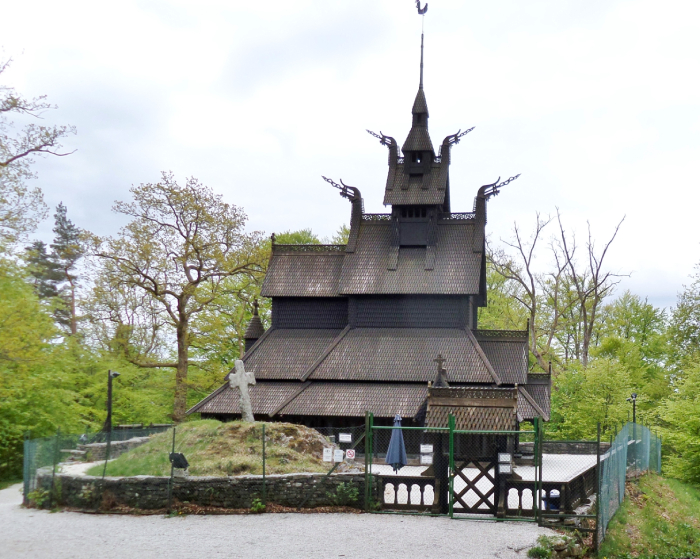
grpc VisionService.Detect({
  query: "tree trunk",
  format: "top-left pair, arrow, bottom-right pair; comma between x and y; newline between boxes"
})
70,281 -> 77,336
173,318 -> 189,422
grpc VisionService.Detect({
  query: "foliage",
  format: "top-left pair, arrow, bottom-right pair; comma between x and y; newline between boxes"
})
0,58 -> 75,250
26,487 -> 50,508
599,474 -> 700,558
90,172 -> 265,421
659,363 -> 700,484
326,482 -> 359,506
250,497 -> 266,513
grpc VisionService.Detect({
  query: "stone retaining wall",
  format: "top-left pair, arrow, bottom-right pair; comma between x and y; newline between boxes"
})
78,437 -> 151,461
36,471 -> 370,510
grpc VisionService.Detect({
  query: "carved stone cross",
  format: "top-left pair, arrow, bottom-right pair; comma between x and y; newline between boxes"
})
229,359 -> 256,422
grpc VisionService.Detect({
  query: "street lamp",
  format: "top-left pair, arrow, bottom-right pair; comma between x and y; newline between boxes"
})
103,370 -> 121,433
102,370 -> 120,480
626,393 -> 637,424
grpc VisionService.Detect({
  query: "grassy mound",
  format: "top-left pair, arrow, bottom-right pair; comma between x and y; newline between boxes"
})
599,473 -> 700,558
86,420 -> 334,477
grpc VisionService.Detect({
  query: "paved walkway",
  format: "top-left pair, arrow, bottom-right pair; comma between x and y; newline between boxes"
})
1,483 -> 555,559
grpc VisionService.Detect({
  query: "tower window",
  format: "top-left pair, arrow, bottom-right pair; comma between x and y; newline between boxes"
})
412,152 -> 422,164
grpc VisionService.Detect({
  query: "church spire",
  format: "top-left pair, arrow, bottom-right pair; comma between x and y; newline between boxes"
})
402,2 -> 433,158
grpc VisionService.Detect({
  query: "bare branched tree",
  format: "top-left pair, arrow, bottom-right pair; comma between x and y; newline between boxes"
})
556,209 -> 626,367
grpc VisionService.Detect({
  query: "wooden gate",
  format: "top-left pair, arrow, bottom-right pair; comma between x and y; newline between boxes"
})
452,459 -> 498,515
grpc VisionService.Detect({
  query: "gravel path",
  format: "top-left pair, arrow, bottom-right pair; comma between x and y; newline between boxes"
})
1,483 -> 555,559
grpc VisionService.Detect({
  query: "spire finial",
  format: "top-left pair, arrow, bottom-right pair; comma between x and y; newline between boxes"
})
253,299 -> 259,316
416,2 -> 428,88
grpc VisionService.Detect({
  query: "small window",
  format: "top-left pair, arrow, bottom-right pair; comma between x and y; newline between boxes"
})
412,152 -> 422,164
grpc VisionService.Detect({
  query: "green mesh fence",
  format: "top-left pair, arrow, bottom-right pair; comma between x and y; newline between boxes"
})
22,426 -> 172,506
597,422 -> 662,545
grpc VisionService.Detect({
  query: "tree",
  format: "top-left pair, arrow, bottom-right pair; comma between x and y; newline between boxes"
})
51,203 -> 85,335
669,264 -> 700,364
0,58 -> 75,249
92,172 -> 264,421
24,240 -> 61,299
489,211 -> 625,370
556,211 -> 626,367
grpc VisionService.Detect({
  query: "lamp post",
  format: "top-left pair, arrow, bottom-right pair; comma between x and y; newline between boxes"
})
102,370 -> 120,479
626,393 -> 637,424
103,370 -> 121,433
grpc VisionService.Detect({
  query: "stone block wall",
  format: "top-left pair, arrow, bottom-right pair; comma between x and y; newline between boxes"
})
78,437 -> 151,461
36,472 -> 371,511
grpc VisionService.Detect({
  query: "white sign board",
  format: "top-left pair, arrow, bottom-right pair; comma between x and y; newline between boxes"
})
345,449 -> 356,460
420,444 -> 434,454
334,449 -> 344,462
420,454 -> 433,465
498,453 -> 512,463
323,448 -> 333,462
499,463 -> 512,474
339,433 -> 352,443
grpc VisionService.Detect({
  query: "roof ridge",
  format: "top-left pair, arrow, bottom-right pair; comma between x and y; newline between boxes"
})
300,325 -> 353,381
518,385 -> 549,420
269,381 -> 312,417
465,328 -> 502,385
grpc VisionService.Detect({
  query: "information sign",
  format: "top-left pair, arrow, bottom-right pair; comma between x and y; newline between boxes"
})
499,463 -> 512,474
420,444 -> 434,454
420,454 -> 433,465
345,449 -> 356,460
334,449 -> 344,462
498,453 -> 512,463
339,433 -> 352,443
323,448 -> 333,462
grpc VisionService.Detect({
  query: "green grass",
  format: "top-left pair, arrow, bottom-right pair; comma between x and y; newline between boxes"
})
86,419 -> 334,477
599,473 -> 700,559
0,478 -> 22,491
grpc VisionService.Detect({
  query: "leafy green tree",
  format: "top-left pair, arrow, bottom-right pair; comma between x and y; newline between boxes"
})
50,203 -> 85,335
275,228 -> 321,245
669,264 -> 700,364
549,358 -> 633,439
24,240 -> 61,299
91,172 -> 265,421
659,362 -> 700,484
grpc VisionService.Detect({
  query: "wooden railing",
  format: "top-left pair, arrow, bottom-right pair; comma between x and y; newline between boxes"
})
375,475 -> 440,512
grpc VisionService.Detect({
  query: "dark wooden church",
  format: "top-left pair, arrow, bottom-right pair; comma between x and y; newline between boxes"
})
188,30 -> 551,431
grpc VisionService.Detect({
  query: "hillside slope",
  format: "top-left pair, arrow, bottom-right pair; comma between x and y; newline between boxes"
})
86,420 -> 338,477
600,473 -> 700,558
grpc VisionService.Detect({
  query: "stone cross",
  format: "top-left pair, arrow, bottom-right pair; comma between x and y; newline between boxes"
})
229,359 -> 256,422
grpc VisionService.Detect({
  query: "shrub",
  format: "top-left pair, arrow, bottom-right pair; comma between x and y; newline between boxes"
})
326,482 -> 359,506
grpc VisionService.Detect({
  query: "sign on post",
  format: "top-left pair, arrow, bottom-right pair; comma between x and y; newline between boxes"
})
323,448 -> 333,462
420,454 -> 433,465
339,433 -> 352,443
345,449 -> 356,460
334,449 -> 344,462
420,444 -> 434,454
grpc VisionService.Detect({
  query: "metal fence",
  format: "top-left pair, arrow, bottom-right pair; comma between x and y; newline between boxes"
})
597,422 -> 662,545
22,425 -> 172,507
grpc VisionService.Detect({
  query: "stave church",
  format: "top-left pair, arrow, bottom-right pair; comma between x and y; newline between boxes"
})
188,20 -> 551,431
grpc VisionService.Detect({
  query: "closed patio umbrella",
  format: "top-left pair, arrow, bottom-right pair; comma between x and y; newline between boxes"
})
385,414 -> 408,473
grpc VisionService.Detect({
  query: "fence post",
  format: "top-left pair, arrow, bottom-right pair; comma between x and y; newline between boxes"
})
167,426 -> 176,513
262,423 -> 267,506
22,432 -> 30,506
364,411 -> 370,511
448,414 -> 455,519
49,428 -> 61,509
533,417 -> 540,523
594,422 -> 601,551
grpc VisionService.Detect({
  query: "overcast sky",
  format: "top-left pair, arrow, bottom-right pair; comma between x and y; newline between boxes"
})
2,0 -> 699,310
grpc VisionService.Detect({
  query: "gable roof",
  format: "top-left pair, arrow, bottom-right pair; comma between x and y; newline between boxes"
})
473,330 -> 529,385
383,162 -> 449,206
261,247 -> 345,297
338,221 -> 482,295
305,327 -> 501,384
